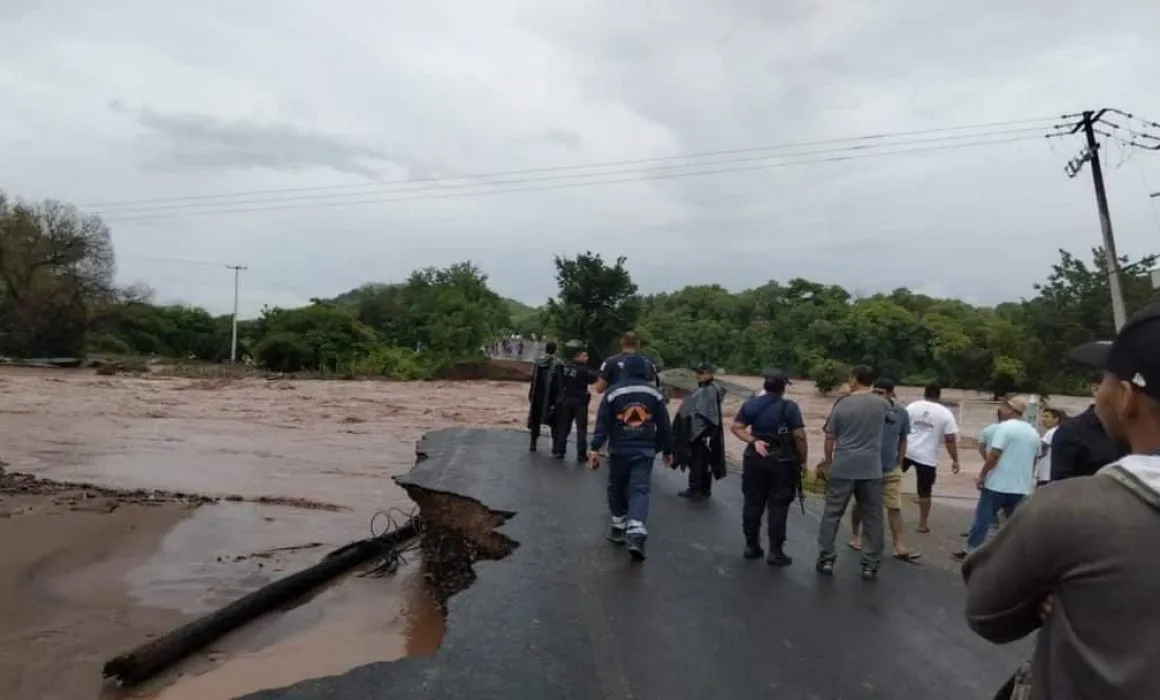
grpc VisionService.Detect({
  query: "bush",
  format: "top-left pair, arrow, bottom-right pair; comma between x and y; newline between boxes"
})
255,332 -> 313,373
809,359 -> 848,395
349,346 -> 435,380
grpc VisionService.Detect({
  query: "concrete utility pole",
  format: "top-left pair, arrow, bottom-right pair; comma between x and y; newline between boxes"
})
1065,110 -> 1128,331
226,265 -> 248,363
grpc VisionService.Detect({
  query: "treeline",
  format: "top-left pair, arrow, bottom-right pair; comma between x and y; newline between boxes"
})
1,189 -> 1156,394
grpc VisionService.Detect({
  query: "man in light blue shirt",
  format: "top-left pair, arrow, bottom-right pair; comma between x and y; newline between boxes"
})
953,396 -> 1040,561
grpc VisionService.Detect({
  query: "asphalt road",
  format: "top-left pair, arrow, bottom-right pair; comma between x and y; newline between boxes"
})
248,427 -> 1021,699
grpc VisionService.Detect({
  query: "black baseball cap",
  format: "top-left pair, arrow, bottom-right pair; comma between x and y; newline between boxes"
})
762,368 -> 792,391
1068,300 -> 1160,400
692,361 -> 715,373
873,377 -> 896,392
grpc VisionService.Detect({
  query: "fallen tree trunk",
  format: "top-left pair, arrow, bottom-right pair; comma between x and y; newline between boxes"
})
102,518 -> 422,687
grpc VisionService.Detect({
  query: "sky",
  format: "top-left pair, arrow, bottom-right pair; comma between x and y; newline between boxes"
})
2,0 -> 1159,317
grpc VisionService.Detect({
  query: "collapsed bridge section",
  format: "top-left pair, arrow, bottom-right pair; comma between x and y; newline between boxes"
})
248,427 -> 1021,700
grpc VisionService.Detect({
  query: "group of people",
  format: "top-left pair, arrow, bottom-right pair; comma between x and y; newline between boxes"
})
524,300 -> 1160,697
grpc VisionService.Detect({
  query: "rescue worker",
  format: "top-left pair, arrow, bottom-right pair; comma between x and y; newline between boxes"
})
588,355 -> 674,561
526,341 -> 562,452
552,340 -> 596,462
593,331 -> 661,393
673,361 -> 727,499
730,370 -> 808,566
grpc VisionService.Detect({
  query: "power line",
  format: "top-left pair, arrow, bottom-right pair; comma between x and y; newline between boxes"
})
85,115 -> 1068,212
101,131 -> 1062,222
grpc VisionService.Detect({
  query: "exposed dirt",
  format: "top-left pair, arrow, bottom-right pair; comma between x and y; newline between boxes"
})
402,486 -> 519,614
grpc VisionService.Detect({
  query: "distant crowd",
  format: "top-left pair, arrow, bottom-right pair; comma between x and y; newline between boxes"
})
522,301 -> 1160,699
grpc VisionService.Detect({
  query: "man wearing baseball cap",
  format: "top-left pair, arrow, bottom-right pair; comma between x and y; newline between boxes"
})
962,301 -> 1160,699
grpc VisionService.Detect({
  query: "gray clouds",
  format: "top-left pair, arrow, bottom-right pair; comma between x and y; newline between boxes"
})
1,0 -> 1158,316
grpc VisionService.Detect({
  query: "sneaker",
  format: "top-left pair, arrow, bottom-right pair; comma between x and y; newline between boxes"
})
861,566 -> 878,581
743,545 -> 765,560
606,525 -> 626,545
551,452 -> 565,460
767,551 -> 793,567
815,558 -> 835,576
625,534 -> 647,561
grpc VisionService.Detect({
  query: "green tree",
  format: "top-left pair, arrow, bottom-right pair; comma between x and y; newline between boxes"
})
546,252 -> 640,359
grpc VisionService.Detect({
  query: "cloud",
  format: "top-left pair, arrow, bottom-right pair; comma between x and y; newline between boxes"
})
0,0 -> 1158,317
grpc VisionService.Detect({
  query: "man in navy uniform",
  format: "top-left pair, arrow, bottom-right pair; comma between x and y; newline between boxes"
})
589,355 -> 674,561
593,331 -> 661,394
552,340 -> 597,462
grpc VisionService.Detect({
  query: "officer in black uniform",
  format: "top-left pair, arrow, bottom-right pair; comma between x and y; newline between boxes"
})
552,340 -> 597,461
593,331 -> 661,394
731,371 -> 808,566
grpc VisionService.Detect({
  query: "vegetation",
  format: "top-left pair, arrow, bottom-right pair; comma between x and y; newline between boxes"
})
1,189 -> 1156,393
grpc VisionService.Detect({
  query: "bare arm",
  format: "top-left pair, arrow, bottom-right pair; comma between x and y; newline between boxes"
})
793,428 -> 809,467
944,434 -> 960,463
823,432 -> 835,464
730,419 -> 752,444
978,448 -> 1002,483
897,436 -> 908,468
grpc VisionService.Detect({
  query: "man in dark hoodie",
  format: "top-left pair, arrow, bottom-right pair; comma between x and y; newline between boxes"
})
672,361 -> 727,500
962,300 -> 1160,700
588,355 -> 674,562
526,341 -> 562,452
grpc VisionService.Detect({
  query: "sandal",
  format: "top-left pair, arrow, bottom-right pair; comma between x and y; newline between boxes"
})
893,551 -> 922,563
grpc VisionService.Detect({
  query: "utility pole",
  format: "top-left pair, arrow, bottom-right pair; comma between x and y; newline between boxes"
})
1065,110 -> 1128,331
226,265 -> 248,363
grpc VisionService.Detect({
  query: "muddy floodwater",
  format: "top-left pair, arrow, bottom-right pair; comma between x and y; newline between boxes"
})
0,369 -> 529,698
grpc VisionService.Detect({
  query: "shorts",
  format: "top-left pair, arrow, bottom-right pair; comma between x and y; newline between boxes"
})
882,469 -> 903,510
902,457 -> 937,498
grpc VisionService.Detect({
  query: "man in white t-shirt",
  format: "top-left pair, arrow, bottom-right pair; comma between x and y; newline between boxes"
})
903,383 -> 961,533
1036,407 -> 1065,487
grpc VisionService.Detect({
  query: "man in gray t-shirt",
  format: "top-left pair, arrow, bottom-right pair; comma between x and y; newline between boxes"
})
816,365 -> 891,579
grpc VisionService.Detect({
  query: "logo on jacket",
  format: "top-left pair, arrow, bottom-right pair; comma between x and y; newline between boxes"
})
618,403 -> 653,427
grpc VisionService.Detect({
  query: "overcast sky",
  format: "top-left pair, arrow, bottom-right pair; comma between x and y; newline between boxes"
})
2,1 -> 1159,317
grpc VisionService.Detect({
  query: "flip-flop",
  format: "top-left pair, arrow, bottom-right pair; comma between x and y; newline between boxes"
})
893,552 -> 922,563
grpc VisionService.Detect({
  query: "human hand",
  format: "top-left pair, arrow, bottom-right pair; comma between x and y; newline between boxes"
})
815,460 -> 829,481
662,453 -> 673,467
587,451 -> 602,471
952,461 -> 961,475
974,476 -> 984,490
754,440 -> 770,458
1038,594 -> 1053,623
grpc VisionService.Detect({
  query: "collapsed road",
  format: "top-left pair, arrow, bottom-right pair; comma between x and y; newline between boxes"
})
246,427 -> 1023,699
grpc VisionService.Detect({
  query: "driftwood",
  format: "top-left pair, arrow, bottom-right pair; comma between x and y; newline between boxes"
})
102,518 -> 422,687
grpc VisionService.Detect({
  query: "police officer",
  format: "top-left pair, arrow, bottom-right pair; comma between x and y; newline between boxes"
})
593,331 -> 661,394
588,355 -> 674,561
730,371 -> 808,566
552,340 -> 597,462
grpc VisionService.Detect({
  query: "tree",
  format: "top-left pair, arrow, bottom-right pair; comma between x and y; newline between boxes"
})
0,192 -> 116,357
546,252 -> 640,360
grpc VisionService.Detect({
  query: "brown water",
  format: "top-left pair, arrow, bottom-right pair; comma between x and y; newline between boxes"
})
0,369 -> 528,697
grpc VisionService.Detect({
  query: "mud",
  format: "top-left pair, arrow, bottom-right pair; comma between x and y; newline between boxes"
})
401,486 -> 519,614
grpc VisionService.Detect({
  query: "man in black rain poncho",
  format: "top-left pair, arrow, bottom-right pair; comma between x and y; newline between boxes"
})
527,341 -> 563,452
672,362 -> 728,500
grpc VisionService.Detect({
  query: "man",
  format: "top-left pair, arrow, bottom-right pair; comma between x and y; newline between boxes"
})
588,355 -> 674,562
1036,407 -> 1065,487
849,378 -> 921,563
526,340 -> 562,452
902,383 -> 961,533
731,370 -> 807,566
816,365 -> 891,579
672,361 -> 727,500
952,396 -> 1039,561
963,301 -> 1160,699
551,340 -> 597,462
593,331 -> 660,394
1050,372 -> 1130,480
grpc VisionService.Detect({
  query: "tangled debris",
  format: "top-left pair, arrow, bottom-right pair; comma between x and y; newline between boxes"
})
400,485 -> 519,614
0,467 -> 347,514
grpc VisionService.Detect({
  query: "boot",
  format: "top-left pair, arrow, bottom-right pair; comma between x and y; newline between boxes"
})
625,533 -> 647,561
766,543 -> 792,567
606,516 -> 626,545
529,434 -> 537,452
743,544 -> 765,559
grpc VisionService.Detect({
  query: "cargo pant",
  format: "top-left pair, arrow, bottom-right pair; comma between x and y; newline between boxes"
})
741,450 -> 798,550
608,451 -> 655,538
